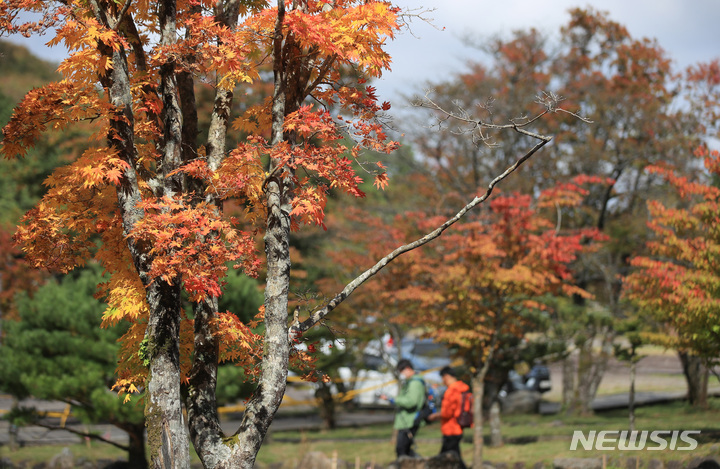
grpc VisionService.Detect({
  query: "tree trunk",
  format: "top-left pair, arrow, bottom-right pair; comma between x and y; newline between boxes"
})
93,10 -> 189,465
489,401 -> 502,447
629,358 -> 636,432
471,371 -> 486,469
561,353 -> 576,413
195,4 -> 296,467
145,281 -> 190,469
127,422 -> 149,469
143,1 -> 193,467
568,333 -> 612,416
315,383 -> 337,430
679,351 -> 709,408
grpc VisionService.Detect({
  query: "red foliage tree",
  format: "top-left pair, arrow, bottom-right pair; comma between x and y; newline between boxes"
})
624,146 -> 720,407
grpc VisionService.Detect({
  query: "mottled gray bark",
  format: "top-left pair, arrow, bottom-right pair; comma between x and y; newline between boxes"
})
139,1 -> 193,468
187,3 -> 296,468
184,3 -> 241,467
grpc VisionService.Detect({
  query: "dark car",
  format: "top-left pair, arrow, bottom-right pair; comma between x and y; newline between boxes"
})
523,364 -> 551,394
497,364 -> 552,414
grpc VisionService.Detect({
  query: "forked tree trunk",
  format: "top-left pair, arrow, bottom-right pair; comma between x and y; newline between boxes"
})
145,1 -> 192,466
566,332 -> 613,416
95,15 -> 191,466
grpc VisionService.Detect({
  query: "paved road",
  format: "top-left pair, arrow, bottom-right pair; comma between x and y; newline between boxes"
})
538,388 -> 720,414
0,408 -> 395,448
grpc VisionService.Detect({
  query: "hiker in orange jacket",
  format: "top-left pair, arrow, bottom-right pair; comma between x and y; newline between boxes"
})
428,366 -> 469,468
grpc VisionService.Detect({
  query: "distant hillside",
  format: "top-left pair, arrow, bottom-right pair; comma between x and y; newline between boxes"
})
0,40 -> 60,106
0,41 -> 74,225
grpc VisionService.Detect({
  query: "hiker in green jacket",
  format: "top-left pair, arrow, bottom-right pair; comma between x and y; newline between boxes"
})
381,359 -> 426,458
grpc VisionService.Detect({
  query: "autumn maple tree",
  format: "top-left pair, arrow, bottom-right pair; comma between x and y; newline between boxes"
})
624,146 -> 720,407
2,1 -> 399,466
0,1 -> 577,468
350,176 -> 601,467
401,7 -> 710,416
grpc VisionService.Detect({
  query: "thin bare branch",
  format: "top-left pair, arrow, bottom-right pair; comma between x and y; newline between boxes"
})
290,126 -> 552,339
397,7 -> 439,38
534,91 -> 593,123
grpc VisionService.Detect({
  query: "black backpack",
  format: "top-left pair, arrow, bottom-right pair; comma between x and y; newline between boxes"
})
411,378 -> 436,433
456,391 -> 473,428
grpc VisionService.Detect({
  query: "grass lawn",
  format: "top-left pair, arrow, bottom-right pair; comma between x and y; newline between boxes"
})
257,398 -> 720,468
2,399 -> 719,468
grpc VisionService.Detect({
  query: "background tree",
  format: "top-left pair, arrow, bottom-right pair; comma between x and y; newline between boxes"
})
0,267 -> 148,468
340,175 -> 602,467
395,7 -> 707,416
612,317 -> 648,431
624,146 -> 720,407
541,8 -> 704,414
0,41 -> 80,336
214,269 -> 266,407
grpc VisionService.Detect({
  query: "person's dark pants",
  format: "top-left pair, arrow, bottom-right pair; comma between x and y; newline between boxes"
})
396,429 -> 418,458
440,434 -> 466,468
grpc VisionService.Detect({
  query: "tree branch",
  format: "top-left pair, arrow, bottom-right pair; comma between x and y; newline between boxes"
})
33,422 -> 129,451
111,0 -> 133,30
290,127 -> 552,339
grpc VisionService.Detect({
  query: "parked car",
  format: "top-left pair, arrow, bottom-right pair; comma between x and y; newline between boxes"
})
523,363 -> 551,394
337,337 -> 450,405
497,364 -> 552,414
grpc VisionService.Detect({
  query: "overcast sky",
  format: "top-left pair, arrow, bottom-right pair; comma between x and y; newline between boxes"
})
6,1 -> 720,104
375,0 -> 720,101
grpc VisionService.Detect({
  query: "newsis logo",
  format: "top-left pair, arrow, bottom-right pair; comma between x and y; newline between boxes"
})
570,430 -> 700,451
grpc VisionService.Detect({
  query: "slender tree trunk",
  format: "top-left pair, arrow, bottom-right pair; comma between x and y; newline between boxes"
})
471,371 -> 486,469
184,1 -> 241,466
202,4 -> 295,467
629,358 -> 636,432
489,401 -> 502,447
142,1 -> 192,467
315,383 -> 337,429
471,336 -> 499,469
561,353 -> 576,413
93,9 -> 188,465
574,340 -> 594,415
